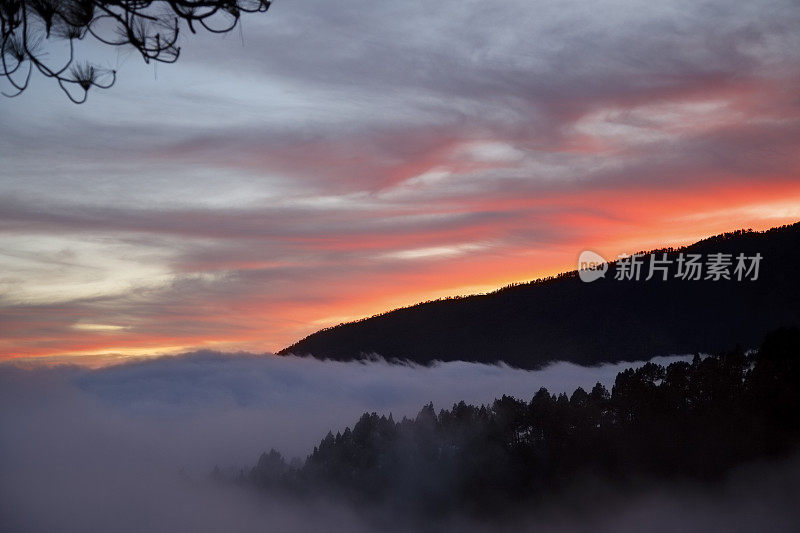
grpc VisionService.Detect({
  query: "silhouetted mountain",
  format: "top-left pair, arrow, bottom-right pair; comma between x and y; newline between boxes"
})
279,223 -> 800,368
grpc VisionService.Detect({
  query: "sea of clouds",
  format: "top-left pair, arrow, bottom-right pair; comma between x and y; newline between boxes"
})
2,352 -> 798,532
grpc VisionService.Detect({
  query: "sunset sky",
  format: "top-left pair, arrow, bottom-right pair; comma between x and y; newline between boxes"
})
1,0 -> 799,364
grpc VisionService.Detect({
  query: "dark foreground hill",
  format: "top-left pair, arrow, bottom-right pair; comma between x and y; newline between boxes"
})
248,328 -> 800,523
280,223 -> 800,368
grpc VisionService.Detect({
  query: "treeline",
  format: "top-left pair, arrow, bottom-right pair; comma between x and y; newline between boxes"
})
240,328 -> 800,519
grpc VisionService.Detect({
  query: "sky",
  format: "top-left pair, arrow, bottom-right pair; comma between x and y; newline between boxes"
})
1,0 -> 800,363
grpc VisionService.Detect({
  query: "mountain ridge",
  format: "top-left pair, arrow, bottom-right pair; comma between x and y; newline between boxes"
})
279,223 -> 800,368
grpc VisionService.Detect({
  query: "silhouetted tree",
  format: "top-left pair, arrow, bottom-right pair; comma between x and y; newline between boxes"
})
1,0 -> 271,102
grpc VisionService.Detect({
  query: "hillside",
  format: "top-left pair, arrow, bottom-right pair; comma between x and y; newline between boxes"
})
256,328 -> 800,522
279,223 -> 800,368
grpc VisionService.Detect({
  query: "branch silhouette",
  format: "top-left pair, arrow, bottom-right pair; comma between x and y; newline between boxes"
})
1,0 -> 271,102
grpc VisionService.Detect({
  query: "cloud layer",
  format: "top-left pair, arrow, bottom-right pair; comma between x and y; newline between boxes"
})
3,353 -> 800,532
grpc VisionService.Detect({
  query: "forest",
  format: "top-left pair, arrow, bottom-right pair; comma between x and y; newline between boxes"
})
237,327 -> 800,523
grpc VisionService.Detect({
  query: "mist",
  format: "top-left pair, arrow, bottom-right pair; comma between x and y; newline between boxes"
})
2,352 -> 798,532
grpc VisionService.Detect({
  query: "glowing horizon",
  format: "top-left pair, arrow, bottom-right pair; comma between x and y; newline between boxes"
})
4,210 -> 799,366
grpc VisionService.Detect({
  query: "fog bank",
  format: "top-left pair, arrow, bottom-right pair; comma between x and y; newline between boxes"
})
3,352 -> 798,532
